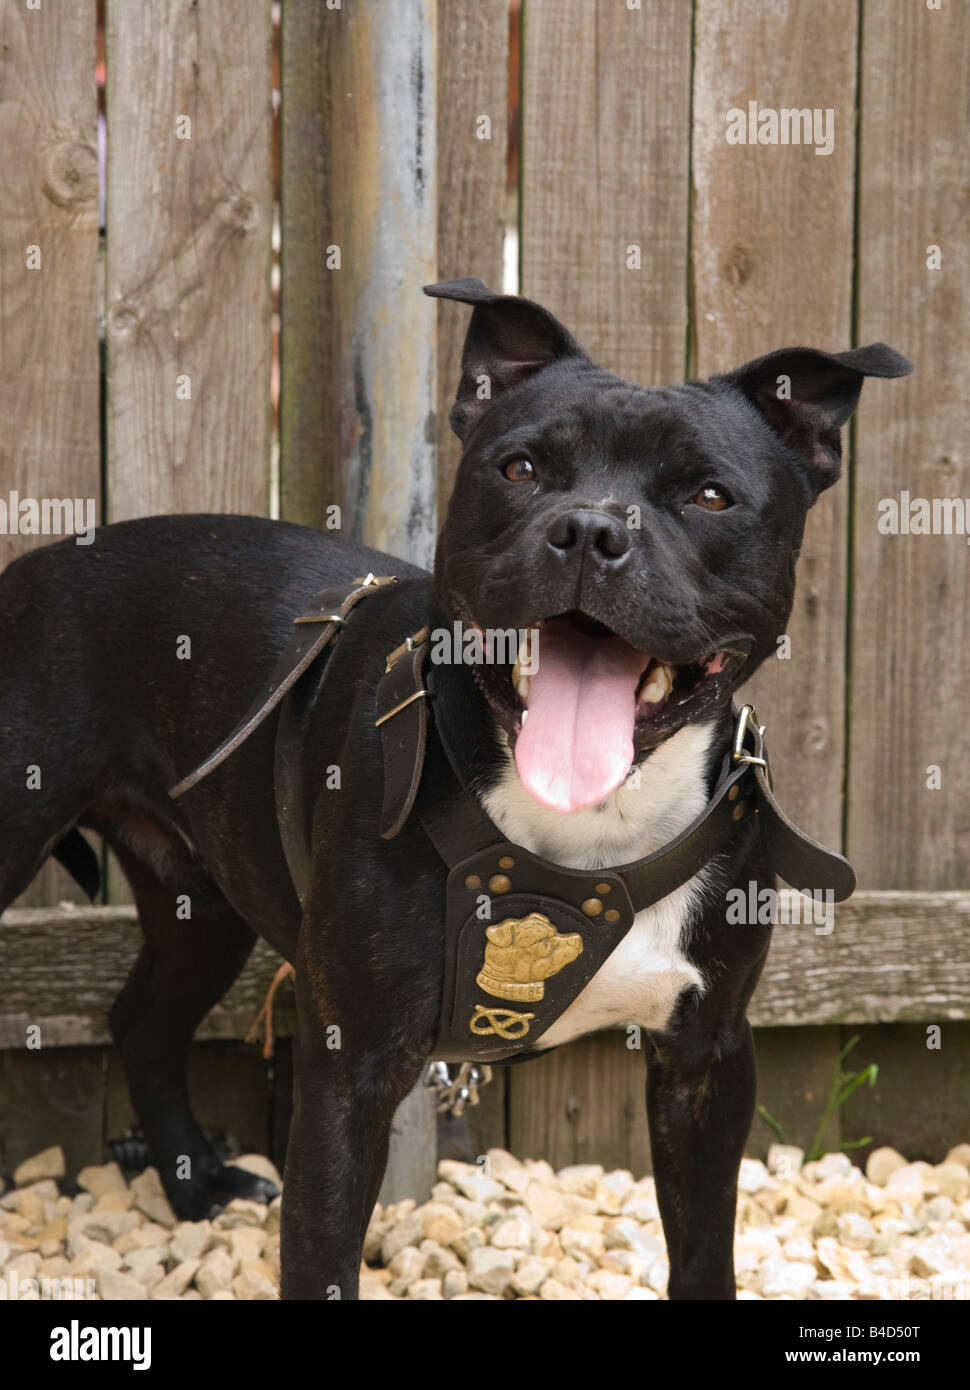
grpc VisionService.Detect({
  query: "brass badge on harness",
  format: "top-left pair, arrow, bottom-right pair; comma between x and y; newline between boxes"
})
475,912 -> 583,1003
468,1005 -> 536,1040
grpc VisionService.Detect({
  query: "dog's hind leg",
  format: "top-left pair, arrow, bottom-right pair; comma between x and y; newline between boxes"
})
107,844 -> 279,1220
0,819 -> 90,913
0,729 -> 99,911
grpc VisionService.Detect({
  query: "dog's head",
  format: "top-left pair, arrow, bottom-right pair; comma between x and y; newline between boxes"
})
426,277 -> 911,814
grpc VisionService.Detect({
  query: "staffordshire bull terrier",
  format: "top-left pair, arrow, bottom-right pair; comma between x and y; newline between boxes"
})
0,278 -> 910,1297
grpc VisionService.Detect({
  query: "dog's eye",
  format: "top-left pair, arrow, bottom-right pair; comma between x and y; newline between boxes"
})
691,484 -> 732,511
503,457 -> 535,483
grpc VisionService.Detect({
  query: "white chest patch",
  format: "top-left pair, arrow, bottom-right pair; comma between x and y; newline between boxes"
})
481,722 -> 715,1046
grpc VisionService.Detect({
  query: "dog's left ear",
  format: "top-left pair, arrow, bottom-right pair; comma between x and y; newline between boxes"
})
719,343 -> 913,493
425,278 -> 587,439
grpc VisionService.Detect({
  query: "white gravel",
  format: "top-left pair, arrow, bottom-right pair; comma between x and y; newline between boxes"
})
3,1142 -> 969,1300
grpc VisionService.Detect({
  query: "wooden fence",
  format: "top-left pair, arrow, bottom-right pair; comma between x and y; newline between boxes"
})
1,0 -> 968,1186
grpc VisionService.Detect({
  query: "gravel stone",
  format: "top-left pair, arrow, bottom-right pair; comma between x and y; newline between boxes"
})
171,1219 -> 214,1263
388,1246 -> 426,1296
442,1269 -> 468,1299
129,1170 -> 176,1229
149,1259 -> 201,1300
466,1246 -> 516,1296
6,1140 -> 970,1302
77,1163 -> 128,1197
14,1147 -> 65,1186
231,1268 -> 278,1300
416,1202 -> 465,1247
98,1268 -> 149,1300
195,1248 -> 235,1297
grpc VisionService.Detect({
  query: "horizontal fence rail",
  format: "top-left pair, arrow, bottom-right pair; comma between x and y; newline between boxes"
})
2,892 -> 968,1050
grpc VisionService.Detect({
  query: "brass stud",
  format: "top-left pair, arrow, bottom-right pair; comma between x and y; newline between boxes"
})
464,874 -> 482,891
604,909 -> 620,923
728,785 -> 739,801
581,897 -> 603,917
732,804 -> 745,821
498,855 -> 515,870
489,874 -> 511,894
595,882 -> 612,895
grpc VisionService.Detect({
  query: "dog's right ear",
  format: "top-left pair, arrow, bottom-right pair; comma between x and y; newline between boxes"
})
425,278 -> 586,439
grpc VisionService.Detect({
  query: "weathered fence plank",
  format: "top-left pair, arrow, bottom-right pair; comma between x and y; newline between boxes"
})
849,1 -> 970,889
280,0 -> 437,564
838,1022 -> 970,1171
0,1046 -> 106,1185
105,0 -> 273,518
433,0 -> 509,1166
9,892 -> 966,1048
0,906 -> 293,1048
521,0 -> 691,386
278,0 -> 334,529
0,1 -> 101,909
514,0 -> 695,1168
509,1030 -> 651,1178
0,0 -> 100,572
434,0 -> 509,511
751,891 -> 970,1026
692,0 -> 858,850
280,0 -> 439,1204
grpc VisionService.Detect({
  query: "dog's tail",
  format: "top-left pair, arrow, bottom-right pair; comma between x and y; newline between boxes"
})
53,829 -> 101,903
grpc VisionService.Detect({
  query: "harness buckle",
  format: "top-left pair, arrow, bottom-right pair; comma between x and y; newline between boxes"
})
353,573 -> 397,588
384,626 -> 430,675
374,687 -> 429,727
732,703 -> 768,770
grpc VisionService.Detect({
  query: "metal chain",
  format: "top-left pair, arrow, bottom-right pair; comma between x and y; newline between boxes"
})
425,1060 -> 493,1117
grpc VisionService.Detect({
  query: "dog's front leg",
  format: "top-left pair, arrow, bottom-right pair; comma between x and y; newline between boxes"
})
279,981 -> 426,1301
646,1016 -> 757,1300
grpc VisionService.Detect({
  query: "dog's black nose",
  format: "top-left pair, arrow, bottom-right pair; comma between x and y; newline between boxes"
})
546,509 -> 630,561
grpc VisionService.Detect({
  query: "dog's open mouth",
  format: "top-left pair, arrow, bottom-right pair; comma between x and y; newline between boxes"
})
471,610 -> 749,814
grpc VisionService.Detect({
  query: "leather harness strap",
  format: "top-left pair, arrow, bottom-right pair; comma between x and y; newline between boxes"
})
376,629 -> 430,840
373,625 -> 854,1062
169,576 -> 856,1064
385,645 -> 856,911
169,574 -> 396,801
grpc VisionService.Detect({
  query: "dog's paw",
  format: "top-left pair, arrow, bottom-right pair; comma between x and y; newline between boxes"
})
161,1158 -> 280,1222
202,1163 -> 281,1216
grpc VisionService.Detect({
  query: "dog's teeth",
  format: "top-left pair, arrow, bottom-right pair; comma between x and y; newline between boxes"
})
638,661 -> 674,705
521,709 -> 529,725
516,675 -> 530,699
512,637 -> 530,689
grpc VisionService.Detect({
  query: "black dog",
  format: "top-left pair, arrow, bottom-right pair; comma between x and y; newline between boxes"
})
0,279 -> 910,1299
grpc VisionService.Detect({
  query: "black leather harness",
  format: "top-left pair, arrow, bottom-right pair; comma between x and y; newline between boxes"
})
171,575 -> 856,1064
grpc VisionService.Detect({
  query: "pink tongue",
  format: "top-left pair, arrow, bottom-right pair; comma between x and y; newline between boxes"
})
514,619 -> 648,813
